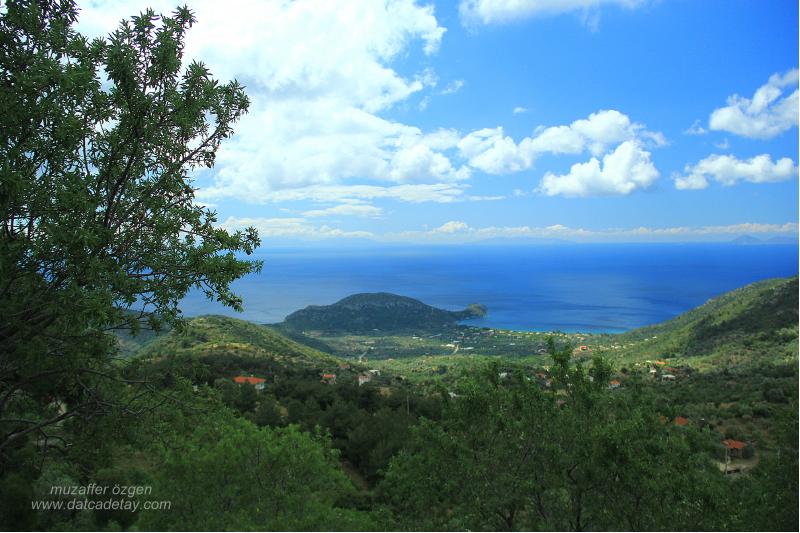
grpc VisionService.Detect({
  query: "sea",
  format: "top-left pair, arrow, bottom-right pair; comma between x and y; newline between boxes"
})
179,243 -> 799,334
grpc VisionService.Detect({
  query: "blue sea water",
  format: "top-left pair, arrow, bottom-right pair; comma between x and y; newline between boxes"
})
180,244 -> 799,333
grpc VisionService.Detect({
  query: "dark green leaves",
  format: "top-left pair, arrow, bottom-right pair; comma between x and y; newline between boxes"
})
1,0 -> 259,459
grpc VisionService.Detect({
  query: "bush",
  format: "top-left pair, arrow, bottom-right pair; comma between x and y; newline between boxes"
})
763,387 -> 787,404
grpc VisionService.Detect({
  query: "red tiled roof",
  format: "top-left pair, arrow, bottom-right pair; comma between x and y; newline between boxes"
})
233,376 -> 266,385
674,416 -> 689,426
610,379 -> 621,386
723,439 -> 746,450
322,373 -> 336,379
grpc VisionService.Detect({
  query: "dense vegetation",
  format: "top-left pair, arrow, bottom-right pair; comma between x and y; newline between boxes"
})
279,292 -> 487,333
3,323 -> 797,531
0,2 -> 797,531
610,276 -> 798,367
0,0 -> 259,470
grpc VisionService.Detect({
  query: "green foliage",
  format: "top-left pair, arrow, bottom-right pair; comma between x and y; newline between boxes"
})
612,277 -> 798,366
234,382 -> 258,412
1,0 -> 259,458
0,471 -> 38,530
251,395 -> 284,427
137,410 -> 376,531
380,358 -> 730,531
134,315 -> 342,368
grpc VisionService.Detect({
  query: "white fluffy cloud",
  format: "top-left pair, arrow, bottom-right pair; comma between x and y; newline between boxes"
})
674,154 -> 798,190
458,127 -> 533,174
77,0 -> 458,205
458,109 -> 666,178
455,110 -> 664,197
457,109 -> 661,177
538,141 -> 659,197
459,0 -> 646,25
432,221 -> 470,233
709,69 -> 799,139
389,144 -> 471,183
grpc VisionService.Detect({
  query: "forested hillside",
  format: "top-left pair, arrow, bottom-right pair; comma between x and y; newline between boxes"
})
614,276 -> 798,365
135,315 -> 342,368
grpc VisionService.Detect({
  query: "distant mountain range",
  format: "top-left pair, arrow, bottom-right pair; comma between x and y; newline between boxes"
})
277,293 -> 487,333
731,235 -> 798,245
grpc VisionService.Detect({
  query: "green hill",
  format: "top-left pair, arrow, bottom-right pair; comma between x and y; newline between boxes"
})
134,315 -> 343,368
612,276 -> 798,366
279,293 -> 487,333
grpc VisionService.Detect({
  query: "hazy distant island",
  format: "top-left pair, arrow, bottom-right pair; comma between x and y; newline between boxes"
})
731,234 -> 799,245
278,292 -> 487,333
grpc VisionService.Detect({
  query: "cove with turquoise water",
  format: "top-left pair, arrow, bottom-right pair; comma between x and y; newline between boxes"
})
179,243 -> 798,333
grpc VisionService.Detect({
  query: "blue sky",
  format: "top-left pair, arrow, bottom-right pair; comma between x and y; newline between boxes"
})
79,0 -> 799,244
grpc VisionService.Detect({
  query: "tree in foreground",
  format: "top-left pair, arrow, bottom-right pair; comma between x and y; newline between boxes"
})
137,410 -> 378,531
0,0 -> 259,458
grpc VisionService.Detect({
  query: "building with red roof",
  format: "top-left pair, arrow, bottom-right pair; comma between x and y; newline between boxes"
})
722,439 -> 746,449
722,439 -> 748,459
233,376 -> 266,390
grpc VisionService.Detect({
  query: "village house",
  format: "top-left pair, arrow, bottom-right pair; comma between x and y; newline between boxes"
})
321,373 -> 336,384
722,439 -> 747,459
357,374 -> 372,386
609,379 -> 621,389
233,376 -> 266,391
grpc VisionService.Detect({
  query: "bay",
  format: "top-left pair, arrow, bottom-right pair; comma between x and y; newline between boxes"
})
179,243 -> 799,333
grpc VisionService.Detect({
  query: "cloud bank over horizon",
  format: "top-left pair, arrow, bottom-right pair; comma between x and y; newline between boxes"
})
221,216 -> 799,244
